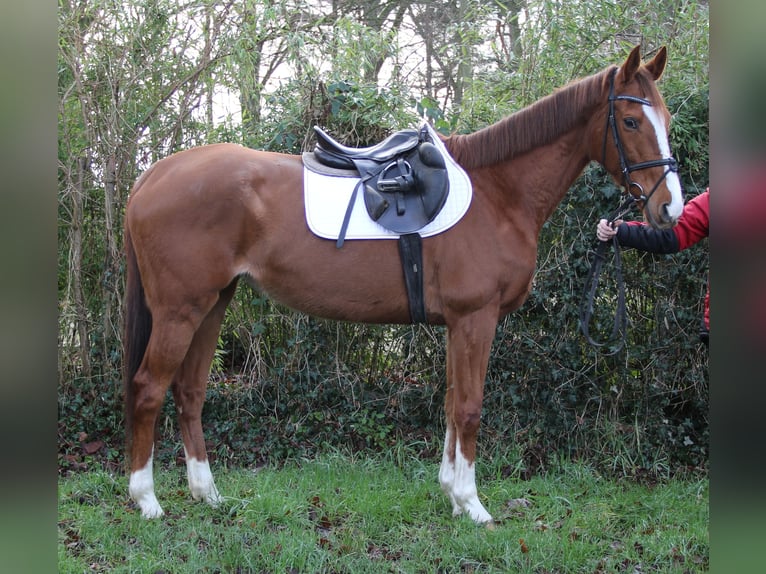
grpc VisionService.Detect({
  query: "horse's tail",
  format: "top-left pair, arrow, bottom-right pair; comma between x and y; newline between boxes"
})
123,224 -> 152,464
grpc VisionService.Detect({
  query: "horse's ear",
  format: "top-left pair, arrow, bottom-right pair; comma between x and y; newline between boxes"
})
619,45 -> 642,83
644,46 -> 668,81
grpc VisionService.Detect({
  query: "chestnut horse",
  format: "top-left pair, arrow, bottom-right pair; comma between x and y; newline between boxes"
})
123,46 -> 682,523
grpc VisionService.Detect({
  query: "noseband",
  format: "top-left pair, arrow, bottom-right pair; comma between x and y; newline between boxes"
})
602,67 -> 678,219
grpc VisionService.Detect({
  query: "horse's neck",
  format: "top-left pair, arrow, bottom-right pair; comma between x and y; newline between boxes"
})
488,133 -> 593,233
444,100 -> 600,232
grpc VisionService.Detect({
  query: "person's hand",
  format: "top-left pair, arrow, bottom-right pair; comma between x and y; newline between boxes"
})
596,218 -> 622,242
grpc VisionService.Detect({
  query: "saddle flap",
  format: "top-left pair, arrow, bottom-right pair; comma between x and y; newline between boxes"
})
363,143 -> 450,234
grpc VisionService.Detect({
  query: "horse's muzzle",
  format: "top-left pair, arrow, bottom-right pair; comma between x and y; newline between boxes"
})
659,201 -> 679,226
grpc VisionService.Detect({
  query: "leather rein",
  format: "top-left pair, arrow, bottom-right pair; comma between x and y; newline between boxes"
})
579,67 -> 679,352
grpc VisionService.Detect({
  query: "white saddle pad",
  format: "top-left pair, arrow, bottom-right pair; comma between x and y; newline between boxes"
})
303,123 -> 472,240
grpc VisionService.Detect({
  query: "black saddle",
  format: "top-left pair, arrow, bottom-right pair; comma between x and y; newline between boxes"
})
312,125 -> 450,247
313,127 -> 420,169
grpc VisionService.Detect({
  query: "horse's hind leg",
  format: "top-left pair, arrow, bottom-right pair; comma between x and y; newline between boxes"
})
128,294 -> 220,518
171,281 -> 237,508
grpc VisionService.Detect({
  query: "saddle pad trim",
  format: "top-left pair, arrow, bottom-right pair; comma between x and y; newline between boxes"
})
303,123 -> 472,240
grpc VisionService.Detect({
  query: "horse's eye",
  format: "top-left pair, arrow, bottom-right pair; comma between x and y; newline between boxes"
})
623,117 -> 639,130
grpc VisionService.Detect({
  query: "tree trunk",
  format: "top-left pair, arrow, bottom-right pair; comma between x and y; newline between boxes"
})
72,156 -> 90,377
101,153 -> 119,365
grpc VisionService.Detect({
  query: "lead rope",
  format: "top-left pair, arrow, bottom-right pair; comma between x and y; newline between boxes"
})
578,196 -> 635,354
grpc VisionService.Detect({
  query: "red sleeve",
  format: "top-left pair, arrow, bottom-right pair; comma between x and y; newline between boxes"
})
673,189 -> 709,251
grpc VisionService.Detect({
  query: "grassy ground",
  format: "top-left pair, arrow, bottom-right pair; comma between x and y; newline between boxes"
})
58,451 -> 708,573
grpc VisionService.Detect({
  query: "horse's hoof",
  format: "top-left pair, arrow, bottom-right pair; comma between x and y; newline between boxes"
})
139,502 -> 164,519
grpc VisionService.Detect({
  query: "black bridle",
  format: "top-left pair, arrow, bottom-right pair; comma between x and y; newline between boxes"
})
580,67 -> 680,352
601,67 -> 679,221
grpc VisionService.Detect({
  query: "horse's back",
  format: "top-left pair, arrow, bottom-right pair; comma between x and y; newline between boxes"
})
130,144 -> 299,203
128,144 -> 304,227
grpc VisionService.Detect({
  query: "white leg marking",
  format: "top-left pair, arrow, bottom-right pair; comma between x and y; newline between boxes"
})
451,437 -> 493,524
184,448 -> 221,507
439,428 -> 493,524
644,105 -> 684,219
129,449 -> 164,518
438,427 -> 460,516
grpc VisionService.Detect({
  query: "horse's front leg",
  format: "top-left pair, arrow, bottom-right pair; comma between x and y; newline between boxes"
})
439,308 -> 497,524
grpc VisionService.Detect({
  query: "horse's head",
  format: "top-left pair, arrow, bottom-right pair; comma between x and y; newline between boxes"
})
595,45 -> 684,229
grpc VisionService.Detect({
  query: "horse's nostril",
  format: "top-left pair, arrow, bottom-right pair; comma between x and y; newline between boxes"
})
660,202 -> 673,223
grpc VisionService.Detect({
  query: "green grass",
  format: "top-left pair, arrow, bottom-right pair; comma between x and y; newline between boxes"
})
58,451 -> 708,573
